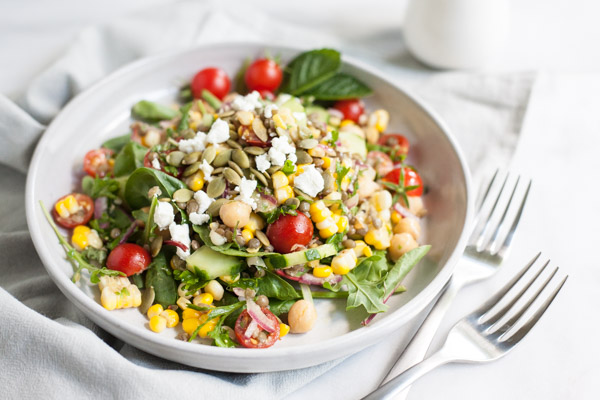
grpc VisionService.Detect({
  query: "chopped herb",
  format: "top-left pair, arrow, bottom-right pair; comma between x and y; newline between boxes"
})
335,162 -> 351,190
281,159 -> 296,175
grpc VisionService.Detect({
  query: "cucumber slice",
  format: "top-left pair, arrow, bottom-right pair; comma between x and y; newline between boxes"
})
280,97 -> 305,114
186,246 -> 243,280
268,243 -> 338,270
305,106 -> 329,124
338,131 -> 367,160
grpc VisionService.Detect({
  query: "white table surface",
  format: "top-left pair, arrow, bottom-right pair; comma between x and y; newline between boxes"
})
2,1 -> 599,399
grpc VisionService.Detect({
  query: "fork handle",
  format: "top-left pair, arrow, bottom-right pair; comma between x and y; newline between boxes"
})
380,277 -> 462,389
363,351 -> 453,400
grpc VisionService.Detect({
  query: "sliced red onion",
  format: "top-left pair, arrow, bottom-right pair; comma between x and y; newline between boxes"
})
119,221 -> 138,244
244,318 -> 259,338
94,197 -> 107,220
274,269 -> 342,286
259,193 -> 277,205
246,298 -> 277,333
327,108 -> 344,119
163,240 -> 188,252
393,202 -> 417,220
232,287 -> 246,298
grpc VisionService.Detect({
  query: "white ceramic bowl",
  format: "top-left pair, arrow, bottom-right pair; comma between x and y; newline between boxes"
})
26,43 -> 472,372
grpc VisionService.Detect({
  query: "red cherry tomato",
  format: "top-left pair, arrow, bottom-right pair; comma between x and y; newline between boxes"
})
266,213 -> 314,254
366,151 -> 394,177
245,59 -> 283,92
83,149 -> 113,178
234,309 -> 280,348
52,193 -> 95,229
106,243 -> 151,277
191,67 -> 231,100
378,133 -> 410,157
384,167 -> 424,197
333,99 -> 365,123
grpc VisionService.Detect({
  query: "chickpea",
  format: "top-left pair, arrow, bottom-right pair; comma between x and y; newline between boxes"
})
389,233 -> 419,261
357,168 -> 380,200
393,218 -> 421,240
401,196 -> 426,217
287,299 -> 317,333
219,200 -> 252,228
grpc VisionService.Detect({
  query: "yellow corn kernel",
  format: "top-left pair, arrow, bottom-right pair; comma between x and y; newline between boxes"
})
275,186 -> 294,204
100,287 -> 118,311
194,293 -> 214,306
149,315 -> 167,333
313,265 -> 332,278
373,109 -> 390,133
204,280 -> 224,301
364,228 -> 391,250
353,240 -> 367,257
310,201 -> 331,223
371,190 -> 393,212
182,318 -> 200,335
321,156 -> 332,169
308,146 -> 325,158
160,309 -> 180,328
197,315 -> 219,338
336,216 -> 349,232
331,249 -> 357,275
141,129 -> 161,148
220,274 -> 240,284
71,225 -> 91,251
182,308 -> 202,320
391,211 -> 402,224
271,171 -> 289,189
364,246 -> 373,257
318,220 -> 338,239
272,114 -> 286,129
244,213 -> 265,232
55,195 -> 80,218
187,171 -> 205,191
177,296 -> 191,310
340,119 -> 354,128
147,304 -> 164,319
279,323 -> 290,337
241,228 -> 254,243
307,260 -> 319,269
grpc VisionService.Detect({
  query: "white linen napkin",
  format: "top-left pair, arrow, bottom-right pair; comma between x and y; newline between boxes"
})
0,1 -> 535,398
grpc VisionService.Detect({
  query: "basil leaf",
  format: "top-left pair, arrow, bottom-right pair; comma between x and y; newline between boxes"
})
383,245 -> 430,297
193,225 -> 276,257
124,167 -> 186,209
304,72 -> 372,100
102,133 -> 131,153
131,100 -> 178,122
283,49 -> 341,95
145,252 -> 177,307
113,141 -> 148,177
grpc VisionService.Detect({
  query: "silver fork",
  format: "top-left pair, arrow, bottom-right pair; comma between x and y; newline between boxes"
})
365,253 -> 568,400
380,171 -> 531,395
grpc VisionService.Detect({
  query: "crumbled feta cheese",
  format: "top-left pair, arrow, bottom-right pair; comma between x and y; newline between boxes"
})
268,147 -> 286,166
292,112 -> 307,122
255,154 -> 271,173
151,158 -> 161,170
323,131 -> 332,142
168,222 -> 191,259
264,104 -> 278,118
200,159 -> 214,182
178,131 -> 207,153
235,177 -> 258,209
206,118 -> 230,144
271,136 -> 296,155
210,230 -> 227,246
231,91 -> 262,112
294,165 -> 324,197
189,212 -> 210,225
287,153 -> 298,164
154,202 -> 174,229
188,190 -> 214,226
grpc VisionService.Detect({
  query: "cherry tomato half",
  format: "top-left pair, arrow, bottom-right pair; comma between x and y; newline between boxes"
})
191,67 -> 231,100
333,99 -> 365,123
235,309 -> 280,348
83,149 -> 113,178
378,133 -> 410,156
366,151 -> 394,177
52,193 -> 95,229
106,243 -> 151,277
266,213 -> 314,254
383,167 -> 424,197
245,59 -> 283,92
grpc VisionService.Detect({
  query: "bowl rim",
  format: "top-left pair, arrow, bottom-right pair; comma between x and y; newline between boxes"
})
25,42 -> 473,368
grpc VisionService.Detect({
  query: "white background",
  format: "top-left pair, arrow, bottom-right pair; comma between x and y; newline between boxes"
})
2,1 -> 599,399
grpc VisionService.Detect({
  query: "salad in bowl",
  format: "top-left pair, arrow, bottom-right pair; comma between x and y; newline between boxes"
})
42,48 -> 429,349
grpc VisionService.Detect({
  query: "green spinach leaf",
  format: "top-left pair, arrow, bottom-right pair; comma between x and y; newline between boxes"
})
132,100 -> 178,122
113,141 -> 148,177
283,49 -> 341,95
256,271 -> 299,300
81,176 -> 122,199
124,167 -> 186,209
145,252 -> 177,307
268,299 -> 296,316
102,133 -> 131,153
304,72 -> 372,100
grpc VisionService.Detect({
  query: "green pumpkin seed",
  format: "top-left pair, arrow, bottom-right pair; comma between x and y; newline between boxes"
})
267,165 -> 282,175
173,188 -> 194,203
213,149 -> 232,167
236,111 -> 254,125
182,128 -> 196,139
201,146 -> 217,164
285,198 -> 301,209
232,148 -> 250,169
323,172 -> 335,190
182,151 -> 201,165
229,130 -> 239,140
206,176 -> 226,198
219,110 -> 235,118
255,230 -> 271,247
252,118 -> 268,142
207,198 -> 229,217
139,286 -> 156,315
227,160 -> 244,177
294,187 -> 314,200
249,168 -> 268,187
244,146 -> 266,156
295,150 -> 313,165
212,167 -> 224,175
298,138 -> 318,149
226,139 -> 242,149
223,168 -> 242,186
150,236 -> 163,257
183,161 -> 201,177
166,151 -> 185,167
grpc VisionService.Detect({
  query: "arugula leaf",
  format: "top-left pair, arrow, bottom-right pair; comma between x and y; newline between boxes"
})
383,245 -> 430,298
81,246 -> 107,268
113,141 -> 148,177
102,133 -> 131,153
262,202 -> 298,225
131,100 -> 178,122
335,162 -> 351,190
173,269 -> 207,295
176,103 -> 193,133
343,273 -> 388,314
283,49 -> 341,95
193,225 -> 276,257
303,72 -> 372,100
281,159 -> 296,175
353,251 -> 389,283
124,167 -> 186,209
145,252 -> 177,307
188,302 -> 245,346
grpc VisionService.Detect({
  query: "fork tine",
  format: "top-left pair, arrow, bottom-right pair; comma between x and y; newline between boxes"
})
472,172 -> 510,248
469,252 -> 541,318
481,259 -> 550,327
503,275 -> 568,344
495,179 -> 532,258
474,169 -> 499,216
493,266 -> 559,338
483,176 -> 521,254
